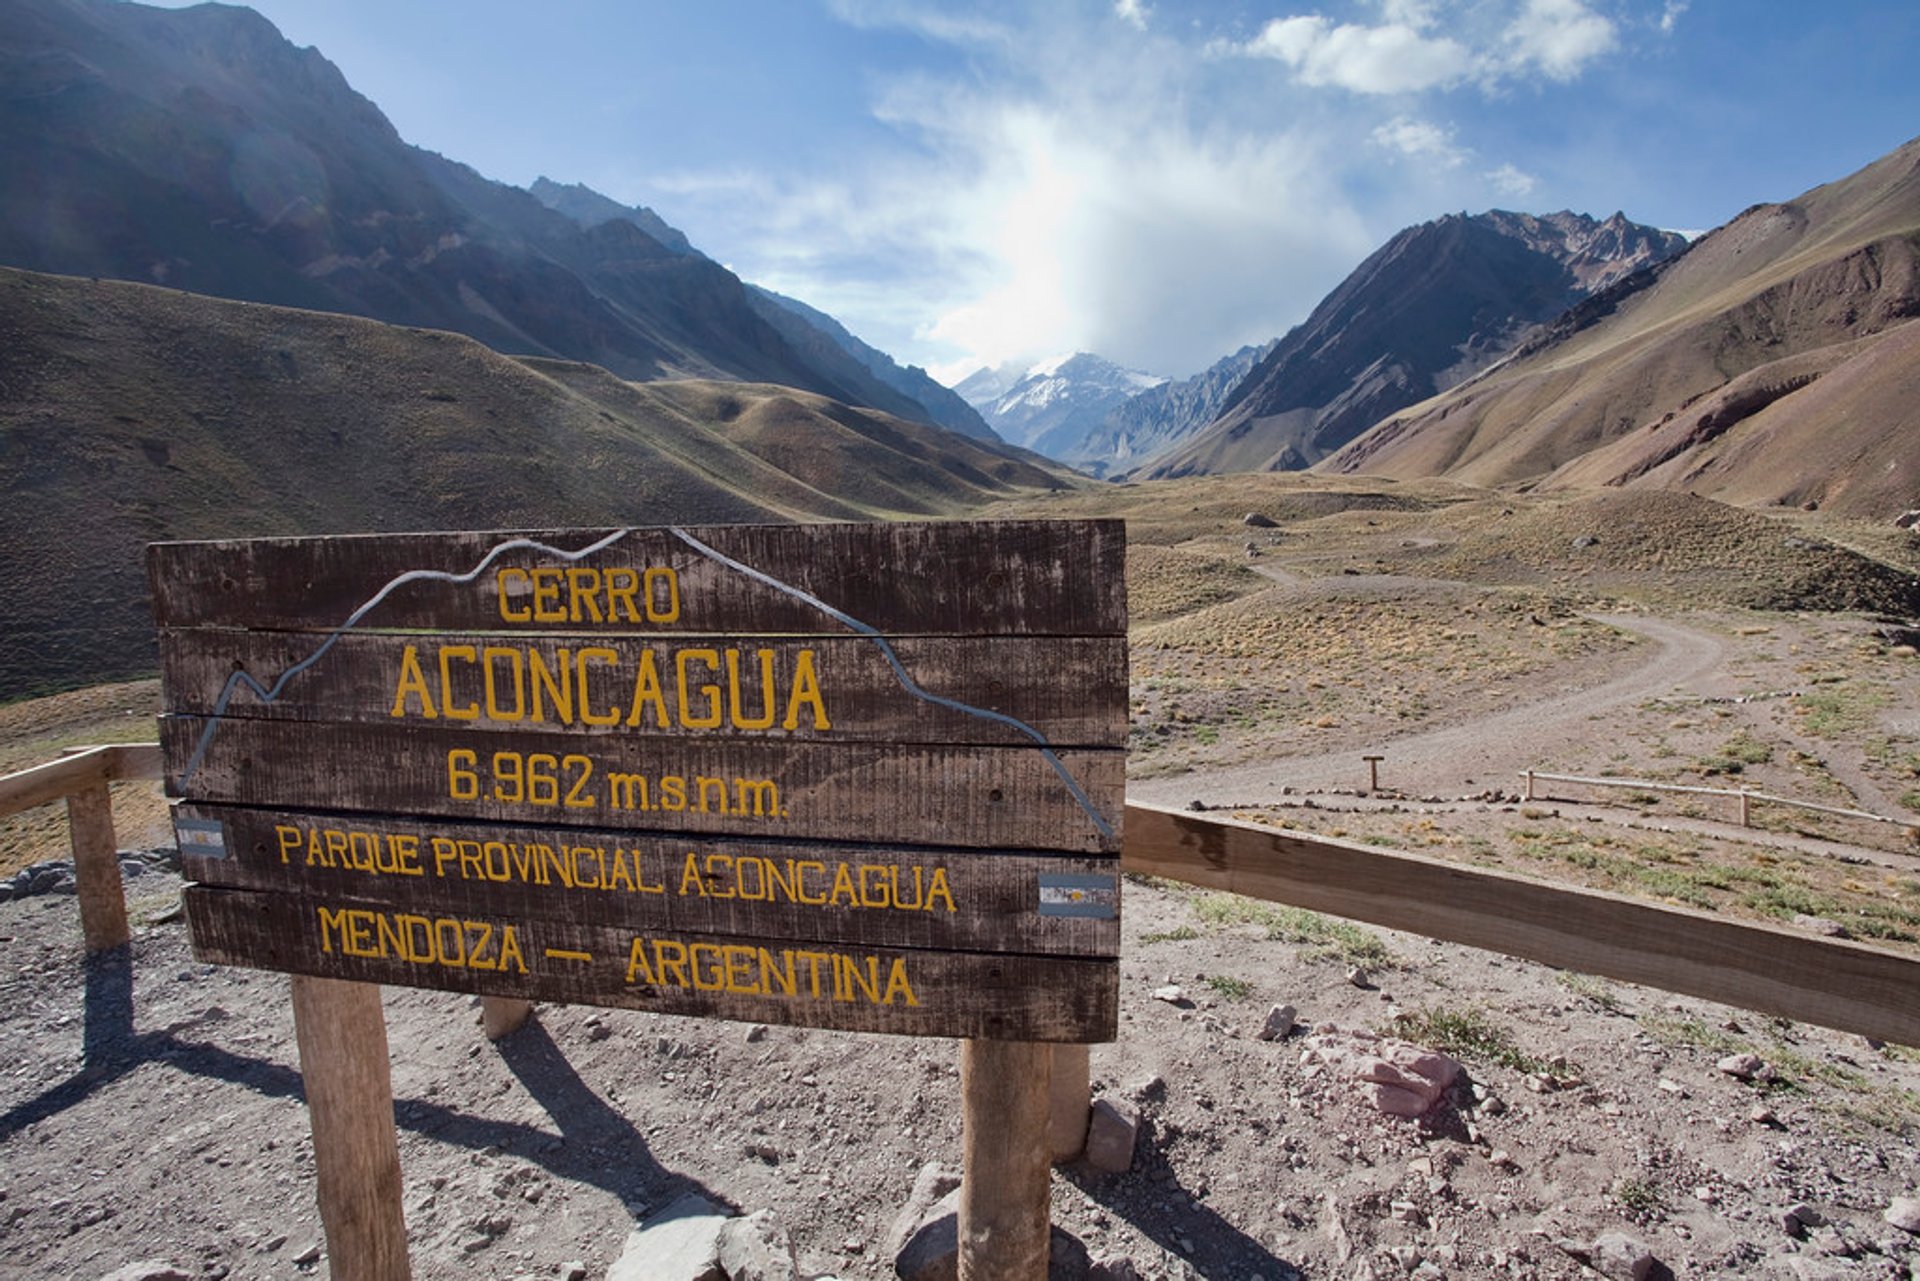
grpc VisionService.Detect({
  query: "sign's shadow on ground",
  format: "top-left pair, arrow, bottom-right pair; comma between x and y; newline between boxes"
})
0,950 -> 718,1216
1063,1117 -> 1297,1281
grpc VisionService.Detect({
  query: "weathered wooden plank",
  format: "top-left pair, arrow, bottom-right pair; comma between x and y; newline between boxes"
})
186,886 -> 1119,1042
959,1040 -> 1054,1280
164,718 -> 1123,854
290,976 -> 409,1281
69,783 -> 130,952
107,742 -> 164,782
0,747 -> 110,818
173,804 -> 1121,956
1123,802 -> 1920,1047
149,521 -> 1126,637
159,632 -> 1127,748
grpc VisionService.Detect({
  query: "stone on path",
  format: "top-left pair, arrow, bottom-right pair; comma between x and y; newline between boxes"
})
717,1210 -> 797,1281
1717,1052 -> 1770,1082
1883,1195 -> 1920,1233
97,1264 -> 194,1281
1588,1232 -> 1657,1281
1302,1029 -> 1463,1119
1081,1097 -> 1141,1175
1258,1004 -> 1297,1041
609,1191 -> 731,1281
885,1164 -> 962,1263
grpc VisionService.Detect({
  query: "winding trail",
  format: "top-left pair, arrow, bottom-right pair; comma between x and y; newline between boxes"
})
1130,613 -> 1731,806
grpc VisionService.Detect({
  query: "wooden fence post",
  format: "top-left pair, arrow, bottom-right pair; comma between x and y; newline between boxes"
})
1047,1043 -> 1090,1164
67,783 -> 129,952
481,997 -> 532,1040
291,976 -> 410,1281
960,1039 -> 1053,1280
1739,789 -> 1752,828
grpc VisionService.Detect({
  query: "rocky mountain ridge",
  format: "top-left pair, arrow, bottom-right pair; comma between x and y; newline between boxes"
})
1140,210 -> 1689,479
1326,135 -> 1920,520
0,0 -> 957,429
1067,342 -> 1277,479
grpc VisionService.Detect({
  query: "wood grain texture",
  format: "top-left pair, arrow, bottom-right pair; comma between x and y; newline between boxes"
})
1123,802 -> 1920,1046
1047,1043 -> 1091,1166
160,633 -> 1127,748
174,805 -> 1119,957
149,521 -> 1125,636
960,1039 -> 1055,1280
0,748 -> 109,817
108,743 -> 164,782
68,783 -> 129,952
187,886 -> 1119,1042
165,718 -> 1123,854
290,975 -> 409,1281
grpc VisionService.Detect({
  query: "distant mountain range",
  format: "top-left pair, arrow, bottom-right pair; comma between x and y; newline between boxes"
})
1056,342 -> 1277,478
1324,136 -> 1920,521
0,0 -> 971,434
957,353 -> 1168,460
0,265 -> 1067,698
1139,210 -> 1689,478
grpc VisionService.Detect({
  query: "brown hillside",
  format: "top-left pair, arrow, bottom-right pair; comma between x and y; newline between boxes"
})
0,267 -> 1069,698
1324,137 -> 1920,518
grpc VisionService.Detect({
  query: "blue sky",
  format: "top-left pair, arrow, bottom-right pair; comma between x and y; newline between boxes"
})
159,1 -> 1920,382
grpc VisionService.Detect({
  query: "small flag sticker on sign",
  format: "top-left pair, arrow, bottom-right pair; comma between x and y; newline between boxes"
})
174,817 -> 228,859
1037,873 -> 1118,919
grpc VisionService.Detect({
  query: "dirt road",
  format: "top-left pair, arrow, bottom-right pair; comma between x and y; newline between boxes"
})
1130,614 -> 1731,805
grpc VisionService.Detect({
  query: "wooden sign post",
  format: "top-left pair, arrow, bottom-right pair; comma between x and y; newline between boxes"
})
151,520 -> 1126,1277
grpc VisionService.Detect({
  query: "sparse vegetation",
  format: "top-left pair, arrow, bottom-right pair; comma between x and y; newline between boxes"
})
1610,1176 -> 1664,1220
1556,972 -> 1624,1013
1188,893 -> 1391,964
1203,974 -> 1254,1001
1389,1005 -> 1560,1076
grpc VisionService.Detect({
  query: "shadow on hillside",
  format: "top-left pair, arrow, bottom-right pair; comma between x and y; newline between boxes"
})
1061,1117 -> 1299,1281
0,959 -> 718,1214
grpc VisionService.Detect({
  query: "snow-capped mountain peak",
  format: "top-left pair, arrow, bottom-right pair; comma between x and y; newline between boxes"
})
958,352 -> 1168,457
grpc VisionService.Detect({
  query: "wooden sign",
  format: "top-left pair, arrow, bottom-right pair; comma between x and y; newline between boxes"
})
153,521 -> 1126,1041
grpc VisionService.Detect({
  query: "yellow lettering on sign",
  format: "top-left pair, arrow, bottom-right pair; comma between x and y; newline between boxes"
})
274,823 -> 424,877
389,642 -> 828,731
617,938 -> 915,1006
496,565 -> 681,624
389,644 -> 437,718
313,905 -> 526,973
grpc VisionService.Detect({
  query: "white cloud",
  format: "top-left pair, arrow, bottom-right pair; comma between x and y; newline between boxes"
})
1485,162 -> 1538,197
1379,0 -> 1443,31
1230,1 -> 1623,94
645,3 -> 1632,382
1241,15 -> 1474,94
1372,115 -> 1467,167
1659,2 -> 1688,35
1502,0 -> 1618,81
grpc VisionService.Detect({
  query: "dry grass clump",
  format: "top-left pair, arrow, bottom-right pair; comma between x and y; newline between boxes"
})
1126,545 -> 1262,622
1420,491 -> 1920,613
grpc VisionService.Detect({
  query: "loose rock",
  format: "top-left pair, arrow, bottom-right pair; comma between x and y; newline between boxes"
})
608,1192 -> 731,1281
1589,1231 -> 1657,1281
1883,1195 -> 1920,1233
1258,1004 -> 1298,1041
1082,1097 -> 1141,1175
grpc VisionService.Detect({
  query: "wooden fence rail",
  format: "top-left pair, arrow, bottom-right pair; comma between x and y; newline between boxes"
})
1521,767 -> 1920,834
7,751 -> 1919,1046
1,744 -> 163,952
